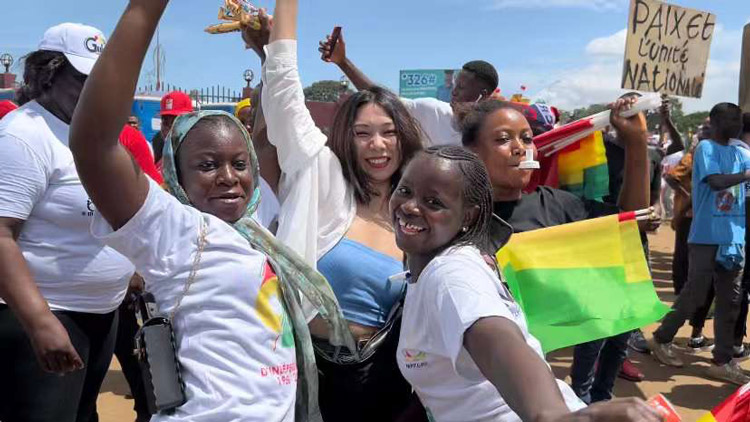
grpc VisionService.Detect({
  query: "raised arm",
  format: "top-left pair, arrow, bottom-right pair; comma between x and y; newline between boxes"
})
318,28 -> 376,90
240,14 -> 281,193
69,0 -> 167,229
609,97 -> 650,213
261,0 -> 329,176
661,97 -> 685,155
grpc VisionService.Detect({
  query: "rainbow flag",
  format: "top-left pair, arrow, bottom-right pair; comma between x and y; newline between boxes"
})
697,383 -> 750,422
557,131 -> 609,201
496,213 -> 668,353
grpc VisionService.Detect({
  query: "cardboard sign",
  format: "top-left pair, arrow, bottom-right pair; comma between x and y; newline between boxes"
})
739,24 -> 750,112
621,0 -> 715,98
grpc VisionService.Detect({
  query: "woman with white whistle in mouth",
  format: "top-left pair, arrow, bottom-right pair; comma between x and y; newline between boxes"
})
256,0 -> 426,420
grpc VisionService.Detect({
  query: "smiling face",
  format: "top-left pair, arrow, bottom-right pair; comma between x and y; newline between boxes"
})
353,103 -> 401,184
467,108 -> 535,200
390,153 -> 475,258
177,119 -> 254,223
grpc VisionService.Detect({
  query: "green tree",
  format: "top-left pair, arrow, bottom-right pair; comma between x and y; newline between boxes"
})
303,80 -> 353,102
674,111 -> 710,135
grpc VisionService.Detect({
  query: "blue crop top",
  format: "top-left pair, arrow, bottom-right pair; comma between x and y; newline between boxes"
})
317,238 -> 405,328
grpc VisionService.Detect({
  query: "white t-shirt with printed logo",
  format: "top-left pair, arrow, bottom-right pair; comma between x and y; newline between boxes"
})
397,246 -> 584,422
0,101 -> 134,313
91,179 -> 296,422
400,97 -> 462,147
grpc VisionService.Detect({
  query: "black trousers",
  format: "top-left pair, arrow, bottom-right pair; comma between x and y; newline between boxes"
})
672,217 -> 715,330
570,331 -> 630,404
315,317 -> 421,422
655,244 -> 743,364
0,304 -> 118,422
114,302 -> 150,421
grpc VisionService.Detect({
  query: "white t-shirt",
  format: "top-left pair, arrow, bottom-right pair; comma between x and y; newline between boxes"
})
255,177 -> 280,231
400,97 -> 462,147
91,179 -> 296,422
0,101 -> 134,313
398,246 -> 584,422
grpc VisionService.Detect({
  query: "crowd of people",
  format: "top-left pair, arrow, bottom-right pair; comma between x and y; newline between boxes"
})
1,0 -> 749,421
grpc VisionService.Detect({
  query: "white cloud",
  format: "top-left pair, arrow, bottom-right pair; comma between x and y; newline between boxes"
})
490,0 -> 625,11
532,26 -> 743,113
585,29 -> 626,57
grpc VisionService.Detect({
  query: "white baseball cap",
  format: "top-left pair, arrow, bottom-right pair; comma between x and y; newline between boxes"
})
38,23 -> 106,76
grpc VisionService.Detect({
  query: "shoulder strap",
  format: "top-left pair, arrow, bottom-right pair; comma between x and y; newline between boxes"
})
170,216 -> 208,320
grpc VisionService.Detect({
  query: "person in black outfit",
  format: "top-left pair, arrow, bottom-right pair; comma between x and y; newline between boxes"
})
461,97 -> 651,404
113,275 -> 151,422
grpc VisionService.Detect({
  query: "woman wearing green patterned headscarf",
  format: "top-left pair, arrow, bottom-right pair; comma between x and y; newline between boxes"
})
68,1 -> 354,421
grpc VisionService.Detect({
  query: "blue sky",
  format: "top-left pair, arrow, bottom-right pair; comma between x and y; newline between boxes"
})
2,0 -> 747,112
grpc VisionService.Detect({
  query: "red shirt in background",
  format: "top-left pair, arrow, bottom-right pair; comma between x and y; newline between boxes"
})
119,125 -> 164,184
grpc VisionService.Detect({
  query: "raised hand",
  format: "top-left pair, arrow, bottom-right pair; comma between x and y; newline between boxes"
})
241,8 -> 272,61
659,96 -> 671,121
609,96 -> 648,149
318,28 -> 346,65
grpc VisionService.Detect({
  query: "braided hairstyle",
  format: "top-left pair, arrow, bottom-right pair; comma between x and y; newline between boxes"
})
460,100 -> 520,147
16,51 -> 68,105
421,145 -> 493,253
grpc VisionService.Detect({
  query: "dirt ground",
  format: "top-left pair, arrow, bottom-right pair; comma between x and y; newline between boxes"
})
97,226 -> 745,421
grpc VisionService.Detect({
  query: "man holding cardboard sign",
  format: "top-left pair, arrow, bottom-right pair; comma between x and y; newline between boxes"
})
621,0 -> 715,98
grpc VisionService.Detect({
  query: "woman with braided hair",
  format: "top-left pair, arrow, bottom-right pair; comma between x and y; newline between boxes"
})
390,145 -> 661,422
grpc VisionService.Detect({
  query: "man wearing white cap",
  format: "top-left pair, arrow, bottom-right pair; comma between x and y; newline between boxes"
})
0,23 -> 136,422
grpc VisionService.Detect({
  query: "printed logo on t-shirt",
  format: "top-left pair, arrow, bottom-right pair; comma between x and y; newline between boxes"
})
715,187 -> 739,213
81,198 -> 95,217
403,349 -> 428,369
254,262 -> 294,351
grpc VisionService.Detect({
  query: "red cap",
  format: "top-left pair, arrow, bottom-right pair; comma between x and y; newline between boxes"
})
159,91 -> 193,116
0,100 -> 18,120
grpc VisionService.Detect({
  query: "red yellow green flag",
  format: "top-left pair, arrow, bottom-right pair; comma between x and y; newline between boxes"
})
696,383 -> 750,422
496,214 -> 668,353
557,130 -> 609,201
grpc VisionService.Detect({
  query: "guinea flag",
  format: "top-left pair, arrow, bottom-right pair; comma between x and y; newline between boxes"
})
495,213 -> 668,353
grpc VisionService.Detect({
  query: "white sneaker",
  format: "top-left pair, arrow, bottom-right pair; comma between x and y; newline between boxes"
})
706,361 -> 750,386
649,338 -> 684,367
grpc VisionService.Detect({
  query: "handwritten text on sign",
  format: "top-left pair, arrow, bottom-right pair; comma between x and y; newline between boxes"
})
621,0 -> 715,98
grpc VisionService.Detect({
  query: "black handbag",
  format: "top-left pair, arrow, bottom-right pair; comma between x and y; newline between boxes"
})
133,217 -> 208,414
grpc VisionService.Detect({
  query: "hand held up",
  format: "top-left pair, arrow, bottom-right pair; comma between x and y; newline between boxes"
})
609,96 -> 648,149
319,26 -> 346,65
